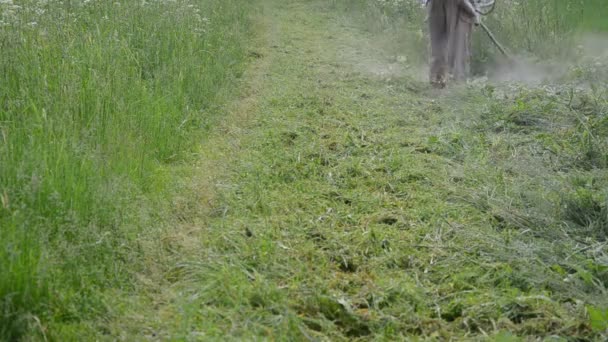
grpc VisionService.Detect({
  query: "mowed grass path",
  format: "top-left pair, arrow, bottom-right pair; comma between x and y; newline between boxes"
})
114,0 -> 608,340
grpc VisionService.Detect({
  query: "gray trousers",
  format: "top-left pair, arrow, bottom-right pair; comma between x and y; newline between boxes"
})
428,0 -> 478,87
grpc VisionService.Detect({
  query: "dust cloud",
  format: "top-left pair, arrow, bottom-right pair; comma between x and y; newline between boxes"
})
486,33 -> 608,85
487,57 -> 564,84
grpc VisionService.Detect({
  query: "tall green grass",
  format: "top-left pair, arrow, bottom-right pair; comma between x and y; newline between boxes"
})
475,0 -> 608,65
0,0 -> 251,339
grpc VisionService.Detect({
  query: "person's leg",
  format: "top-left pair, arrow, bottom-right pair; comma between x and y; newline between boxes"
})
448,18 -> 473,81
428,0 -> 448,88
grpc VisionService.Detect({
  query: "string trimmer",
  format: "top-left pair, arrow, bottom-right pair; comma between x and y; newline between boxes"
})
474,0 -> 513,60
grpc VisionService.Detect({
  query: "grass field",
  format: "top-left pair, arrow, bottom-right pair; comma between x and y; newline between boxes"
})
2,0 -> 608,340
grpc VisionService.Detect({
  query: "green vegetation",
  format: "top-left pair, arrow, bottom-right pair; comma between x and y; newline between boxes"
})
1,0 -> 251,339
2,0 -> 608,340
329,0 -> 608,72
478,0 -> 608,65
